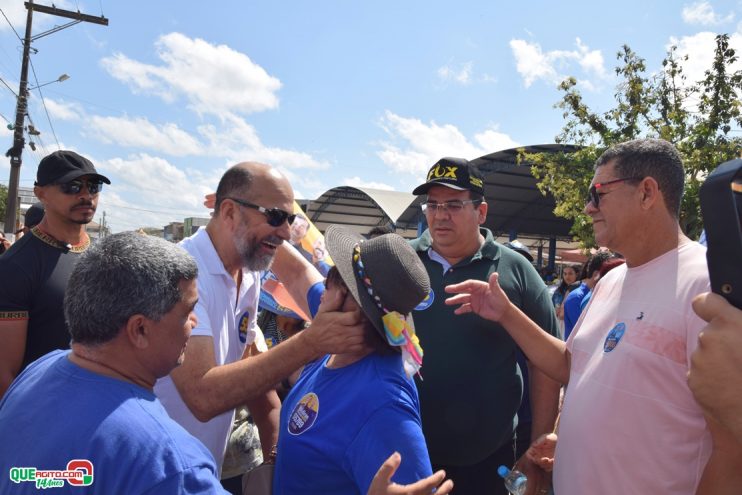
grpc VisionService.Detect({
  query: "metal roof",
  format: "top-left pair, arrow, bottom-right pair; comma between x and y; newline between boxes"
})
471,143 -> 582,240
306,186 -> 419,238
307,143 -> 583,242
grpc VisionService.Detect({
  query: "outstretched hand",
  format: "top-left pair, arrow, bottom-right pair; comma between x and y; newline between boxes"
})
367,453 -> 453,495
445,272 -> 513,322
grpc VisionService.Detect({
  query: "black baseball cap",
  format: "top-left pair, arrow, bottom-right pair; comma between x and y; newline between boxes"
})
34,150 -> 111,187
24,202 -> 44,228
412,157 -> 485,196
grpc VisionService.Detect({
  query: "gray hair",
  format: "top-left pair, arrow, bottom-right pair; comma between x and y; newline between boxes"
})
595,138 -> 685,216
214,165 -> 253,214
65,232 -> 198,345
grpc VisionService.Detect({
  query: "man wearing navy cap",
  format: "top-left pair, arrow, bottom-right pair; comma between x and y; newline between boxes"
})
0,150 -> 110,397
408,157 -> 560,494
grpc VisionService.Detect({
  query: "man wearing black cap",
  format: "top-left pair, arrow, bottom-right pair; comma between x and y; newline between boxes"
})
408,157 -> 560,494
15,202 -> 45,240
0,150 -> 110,397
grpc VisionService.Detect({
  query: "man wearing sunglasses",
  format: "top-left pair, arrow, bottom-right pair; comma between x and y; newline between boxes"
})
154,161 -> 367,491
406,157 -> 560,495
0,150 -> 110,398
445,139 -> 742,493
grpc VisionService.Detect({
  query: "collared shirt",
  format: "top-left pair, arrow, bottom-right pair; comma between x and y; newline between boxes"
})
409,228 -> 558,466
155,227 -> 263,475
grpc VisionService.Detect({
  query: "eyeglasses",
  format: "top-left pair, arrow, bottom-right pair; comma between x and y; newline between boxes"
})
587,177 -> 643,209
57,179 -> 104,195
226,197 -> 296,227
421,199 -> 481,214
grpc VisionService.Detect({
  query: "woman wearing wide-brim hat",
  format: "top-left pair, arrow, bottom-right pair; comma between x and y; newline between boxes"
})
273,225 -> 433,494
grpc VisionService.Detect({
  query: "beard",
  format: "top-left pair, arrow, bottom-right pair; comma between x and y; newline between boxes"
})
234,222 -> 281,271
70,200 -> 96,224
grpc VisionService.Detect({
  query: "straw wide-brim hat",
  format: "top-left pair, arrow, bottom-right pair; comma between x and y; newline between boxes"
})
324,225 -> 430,340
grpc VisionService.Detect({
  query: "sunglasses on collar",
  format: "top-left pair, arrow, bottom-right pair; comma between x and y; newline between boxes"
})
227,197 -> 296,227
57,179 -> 104,195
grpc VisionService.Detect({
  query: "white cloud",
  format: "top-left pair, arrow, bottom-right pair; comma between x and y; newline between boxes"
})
509,37 -> 607,88
376,110 -> 520,177
86,116 -> 204,156
438,61 -> 473,85
509,40 -> 558,88
0,0 -> 28,32
668,32 -> 742,86
682,2 -> 734,26
473,129 -> 520,151
44,99 -> 82,121
79,110 -> 331,174
437,60 -> 496,86
197,114 -> 331,170
575,39 -> 607,79
0,0 -> 79,33
100,32 -> 282,117
342,177 -> 395,191
95,153 -> 215,231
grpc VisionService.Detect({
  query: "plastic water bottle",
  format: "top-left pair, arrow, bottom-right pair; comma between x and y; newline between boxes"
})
497,465 -> 527,495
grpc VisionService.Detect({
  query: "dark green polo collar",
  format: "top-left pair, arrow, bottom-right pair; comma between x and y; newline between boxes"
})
409,227 -> 502,266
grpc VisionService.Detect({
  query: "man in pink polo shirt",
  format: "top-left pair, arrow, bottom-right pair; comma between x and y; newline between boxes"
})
445,139 -> 742,493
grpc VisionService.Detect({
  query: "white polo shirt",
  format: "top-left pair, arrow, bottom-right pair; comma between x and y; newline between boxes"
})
154,227 -> 263,475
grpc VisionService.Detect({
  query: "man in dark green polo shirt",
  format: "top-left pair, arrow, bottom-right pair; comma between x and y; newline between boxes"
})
410,157 -> 560,494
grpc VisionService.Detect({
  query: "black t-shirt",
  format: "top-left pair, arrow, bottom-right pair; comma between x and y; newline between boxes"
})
0,228 -> 88,370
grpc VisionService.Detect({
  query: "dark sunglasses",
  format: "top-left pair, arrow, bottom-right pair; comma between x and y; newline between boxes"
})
227,197 -> 296,227
58,179 -> 104,195
587,177 -> 643,209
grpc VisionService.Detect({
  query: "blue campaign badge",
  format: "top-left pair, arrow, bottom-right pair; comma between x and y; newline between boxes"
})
288,393 -> 319,435
603,322 -> 626,353
237,311 -> 250,343
414,289 -> 435,311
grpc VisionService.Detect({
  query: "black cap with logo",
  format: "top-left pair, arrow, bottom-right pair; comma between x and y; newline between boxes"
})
35,150 -> 111,187
412,157 -> 485,196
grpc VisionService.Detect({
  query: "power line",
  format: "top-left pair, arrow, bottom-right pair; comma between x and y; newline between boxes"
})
112,204 -> 208,216
4,1 -> 108,234
0,8 -> 22,41
0,76 -> 18,97
28,58 -> 60,148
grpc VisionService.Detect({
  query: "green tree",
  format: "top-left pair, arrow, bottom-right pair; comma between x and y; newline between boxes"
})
523,34 -> 742,247
0,183 -> 7,224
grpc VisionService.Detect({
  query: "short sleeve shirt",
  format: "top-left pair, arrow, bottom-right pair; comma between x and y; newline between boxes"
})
556,242 -> 711,494
154,227 -> 261,474
0,228 -> 89,370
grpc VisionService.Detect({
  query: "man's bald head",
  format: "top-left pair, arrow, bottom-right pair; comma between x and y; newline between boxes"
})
214,162 -> 292,214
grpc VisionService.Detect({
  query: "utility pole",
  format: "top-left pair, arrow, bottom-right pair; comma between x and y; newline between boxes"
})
3,0 -> 108,239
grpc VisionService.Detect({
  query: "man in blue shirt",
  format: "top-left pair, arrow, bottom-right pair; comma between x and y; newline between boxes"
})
0,232 -> 227,494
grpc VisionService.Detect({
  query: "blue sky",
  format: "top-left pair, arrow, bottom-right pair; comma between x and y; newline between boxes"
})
0,0 -> 740,232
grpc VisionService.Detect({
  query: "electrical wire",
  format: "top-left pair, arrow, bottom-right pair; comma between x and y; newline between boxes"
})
0,76 -> 18,97
0,8 -> 22,41
28,59 -> 61,148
